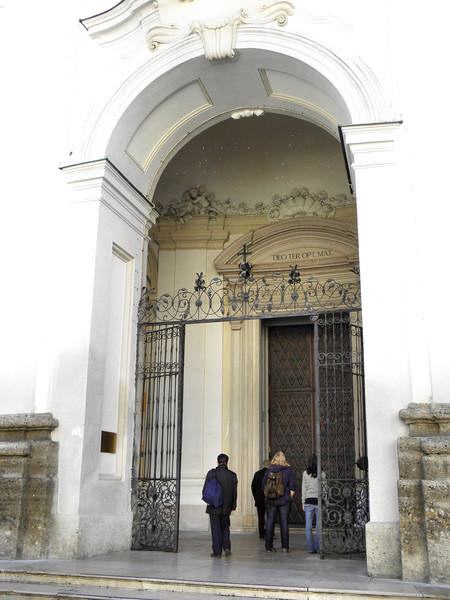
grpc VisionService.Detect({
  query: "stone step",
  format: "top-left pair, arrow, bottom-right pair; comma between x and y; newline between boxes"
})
0,571 -> 449,600
0,580 -> 252,600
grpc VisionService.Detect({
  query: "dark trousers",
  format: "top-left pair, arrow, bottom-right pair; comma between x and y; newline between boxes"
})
256,505 -> 266,538
265,502 -> 290,550
209,514 -> 231,555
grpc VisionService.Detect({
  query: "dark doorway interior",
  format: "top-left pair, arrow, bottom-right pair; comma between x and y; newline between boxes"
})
268,323 -> 315,525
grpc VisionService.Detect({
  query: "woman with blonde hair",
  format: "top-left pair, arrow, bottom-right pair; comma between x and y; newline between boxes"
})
261,451 -> 296,552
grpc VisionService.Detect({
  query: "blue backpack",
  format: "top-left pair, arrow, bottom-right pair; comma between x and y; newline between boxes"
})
202,471 -> 223,508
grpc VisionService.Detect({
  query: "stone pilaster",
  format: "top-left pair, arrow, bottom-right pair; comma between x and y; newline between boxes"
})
398,403 -> 450,584
222,320 -> 260,531
0,413 -> 58,559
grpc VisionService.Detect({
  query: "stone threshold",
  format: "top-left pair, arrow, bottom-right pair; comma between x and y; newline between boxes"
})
0,571 -> 448,600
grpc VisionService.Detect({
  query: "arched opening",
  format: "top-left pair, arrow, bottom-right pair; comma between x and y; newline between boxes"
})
61,31 -> 400,570
91,45 -> 376,197
133,111 -> 368,556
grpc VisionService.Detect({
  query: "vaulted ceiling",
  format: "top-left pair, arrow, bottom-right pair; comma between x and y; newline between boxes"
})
106,49 -> 351,197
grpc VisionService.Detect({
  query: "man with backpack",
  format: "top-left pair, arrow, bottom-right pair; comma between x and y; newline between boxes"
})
262,451 -> 296,553
202,453 -> 238,557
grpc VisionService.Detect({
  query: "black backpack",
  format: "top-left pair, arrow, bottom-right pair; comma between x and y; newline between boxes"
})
264,471 -> 285,499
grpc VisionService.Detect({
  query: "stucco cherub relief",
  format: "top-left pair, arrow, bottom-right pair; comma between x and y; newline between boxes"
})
155,184 -> 354,223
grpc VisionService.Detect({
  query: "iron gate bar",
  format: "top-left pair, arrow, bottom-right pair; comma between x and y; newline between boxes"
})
140,309 -> 361,327
313,317 -> 323,557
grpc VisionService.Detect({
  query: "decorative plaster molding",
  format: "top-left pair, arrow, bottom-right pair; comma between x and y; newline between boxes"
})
156,184 -> 354,223
147,1 -> 295,60
231,108 -> 264,119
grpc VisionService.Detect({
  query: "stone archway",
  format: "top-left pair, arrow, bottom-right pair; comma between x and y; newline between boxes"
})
60,2 -> 411,579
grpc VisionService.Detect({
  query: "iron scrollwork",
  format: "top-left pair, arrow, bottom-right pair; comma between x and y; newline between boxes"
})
138,272 -> 361,324
321,479 -> 369,554
132,479 -> 178,551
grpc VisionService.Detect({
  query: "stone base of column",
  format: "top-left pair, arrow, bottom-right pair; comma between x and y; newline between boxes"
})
398,403 -> 450,584
0,413 -> 58,559
366,521 -> 402,578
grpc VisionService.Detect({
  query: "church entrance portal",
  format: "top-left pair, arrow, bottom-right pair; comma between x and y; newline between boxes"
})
131,264 -> 369,557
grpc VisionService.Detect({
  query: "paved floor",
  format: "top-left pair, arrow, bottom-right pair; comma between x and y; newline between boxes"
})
0,532 -> 448,598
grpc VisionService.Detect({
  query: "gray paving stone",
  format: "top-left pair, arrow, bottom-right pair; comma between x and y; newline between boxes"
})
0,532 -> 448,599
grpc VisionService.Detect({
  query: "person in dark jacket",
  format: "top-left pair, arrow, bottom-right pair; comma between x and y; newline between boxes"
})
262,451 -> 296,553
203,453 -> 238,557
251,460 -> 269,539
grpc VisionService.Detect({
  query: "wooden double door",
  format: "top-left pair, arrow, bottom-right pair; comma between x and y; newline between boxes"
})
268,323 -> 315,525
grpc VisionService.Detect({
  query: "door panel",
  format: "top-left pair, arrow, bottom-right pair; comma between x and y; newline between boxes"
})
268,324 -> 314,525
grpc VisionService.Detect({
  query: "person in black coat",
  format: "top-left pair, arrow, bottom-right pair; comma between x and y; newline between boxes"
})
203,453 -> 238,557
251,460 -> 269,539
262,451 -> 296,553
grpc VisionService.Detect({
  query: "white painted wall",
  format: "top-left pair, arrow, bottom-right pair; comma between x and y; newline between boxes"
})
157,247 -> 223,530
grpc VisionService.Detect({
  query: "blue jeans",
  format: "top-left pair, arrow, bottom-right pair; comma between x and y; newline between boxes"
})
304,503 -> 320,552
265,502 -> 290,550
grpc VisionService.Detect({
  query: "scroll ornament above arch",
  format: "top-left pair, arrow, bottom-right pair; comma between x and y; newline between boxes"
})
214,217 -> 359,279
147,1 -> 295,60
81,0 -> 294,61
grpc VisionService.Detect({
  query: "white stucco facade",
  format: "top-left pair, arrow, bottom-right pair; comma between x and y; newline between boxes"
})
1,0 -> 449,577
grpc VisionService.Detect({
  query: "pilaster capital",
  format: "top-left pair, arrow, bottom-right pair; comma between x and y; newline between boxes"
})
341,121 -> 402,171
230,320 -> 243,331
60,158 -> 158,236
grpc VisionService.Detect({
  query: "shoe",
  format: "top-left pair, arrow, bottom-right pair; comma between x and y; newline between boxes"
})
281,548 -> 289,553
210,553 -> 221,557
265,548 -> 277,552
224,549 -> 231,556
309,550 -> 318,554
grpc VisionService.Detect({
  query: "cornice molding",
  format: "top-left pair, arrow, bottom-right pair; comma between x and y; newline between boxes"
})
80,0 -> 158,42
61,158 -> 158,235
340,121 -> 403,194
156,184 -> 354,224
341,122 -> 402,169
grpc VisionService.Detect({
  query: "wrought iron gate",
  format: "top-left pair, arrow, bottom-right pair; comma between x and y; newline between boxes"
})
132,323 -> 185,551
133,256 -> 368,554
314,310 -> 369,555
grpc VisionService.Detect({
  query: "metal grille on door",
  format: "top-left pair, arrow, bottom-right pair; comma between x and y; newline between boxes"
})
315,311 -> 369,554
132,323 -> 185,552
268,324 -> 315,525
